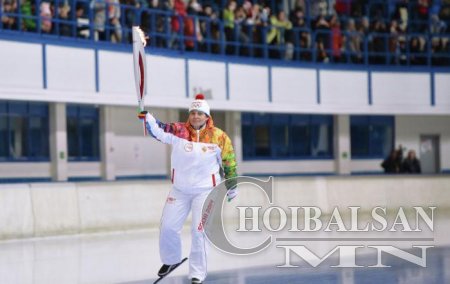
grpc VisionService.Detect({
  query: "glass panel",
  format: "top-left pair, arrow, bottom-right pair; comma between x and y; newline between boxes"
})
0,101 -> 7,115
254,126 -> 270,157
80,118 -> 99,158
351,125 -> 370,157
0,116 -> 8,158
29,103 -> 48,116
67,105 -> 78,117
291,125 -> 309,156
67,116 -> 79,158
311,124 -> 332,157
29,117 -> 49,158
9,116 -> 28,159
242,125 -> 254,158
241,113 -> 253,125
253,113 -> 271,125
9,102 -> 27,115
272,125 -> 289,157
371,124 -> 393,157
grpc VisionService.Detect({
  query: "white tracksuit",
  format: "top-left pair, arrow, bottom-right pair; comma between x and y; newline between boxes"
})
145,113 -> 222,281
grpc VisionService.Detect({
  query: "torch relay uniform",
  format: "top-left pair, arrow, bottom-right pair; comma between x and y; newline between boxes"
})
142,104 -> 237,282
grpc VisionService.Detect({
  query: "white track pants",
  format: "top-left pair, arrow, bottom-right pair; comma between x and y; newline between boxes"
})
159,187 -> 211,281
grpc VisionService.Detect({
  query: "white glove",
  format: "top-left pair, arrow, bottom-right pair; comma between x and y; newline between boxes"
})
227,187 -> 238,202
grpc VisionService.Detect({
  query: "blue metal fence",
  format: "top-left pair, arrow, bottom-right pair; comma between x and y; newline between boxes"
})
0,0 -> 449,66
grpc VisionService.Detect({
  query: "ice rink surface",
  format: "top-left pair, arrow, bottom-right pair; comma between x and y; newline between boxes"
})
1,212 -> 449,284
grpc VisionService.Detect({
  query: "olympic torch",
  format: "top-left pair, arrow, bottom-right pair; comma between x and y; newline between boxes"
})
132,26 -> 148,135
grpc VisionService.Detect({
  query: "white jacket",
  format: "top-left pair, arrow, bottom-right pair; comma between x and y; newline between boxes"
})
145,113 -> 222,191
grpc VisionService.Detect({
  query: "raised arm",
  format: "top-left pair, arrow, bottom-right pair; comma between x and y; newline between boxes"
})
139,112 -> 179,145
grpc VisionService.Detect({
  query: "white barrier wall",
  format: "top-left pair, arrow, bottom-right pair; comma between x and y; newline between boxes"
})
1,39 -> 449,115
1,176 -> 449,240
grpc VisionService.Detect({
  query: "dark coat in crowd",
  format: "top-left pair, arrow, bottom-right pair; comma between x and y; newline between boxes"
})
401,157 -> 421,173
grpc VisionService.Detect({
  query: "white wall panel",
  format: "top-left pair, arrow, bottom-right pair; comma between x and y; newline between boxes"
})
111,107 -> 168,176
98,51 -> 134,94
372,72 -> 430,106
147,55 -> 185,99
0,40 -> 42,89
435,73 -> 450,106
188,60 -> 226,101
67,162 -> 101,178
46,45 -> 95,92
240,160 -> 335,175
350,160 -> 384,173
0,163 -> 50,178
320,70 -> 367,105
272,67 -> 316,104
229,64 -> 268,102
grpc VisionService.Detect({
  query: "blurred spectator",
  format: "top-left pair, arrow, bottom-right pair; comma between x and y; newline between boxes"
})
381,149 -> 402,173
21,0 -> 36,32
344,18 -> 363,63
267,10 -> 292,59
409,36 -> 425,65
392,0 -> 408,32
76,2 -> 89,38
185,0 -> 203,50
431,37 -> 450,66
315,15 -> 330,42
91,0 -> 107,40
57,2 -> 72,37
430,13 -> 447,35
370,18 -> 387,64
223,0 -> 249,55
260,6 -> 271,26
247,3 -> 261,26
40,1 -> 52,33
416,0 -> 430,32
329,14 -> 343,62
335,0 -> 351,16
108,0 -> 122,43
1,0 -> 18,30
223,0 -> 236,43
90,0 -> 122,42
310,0 -> 328,18
291,0 -> 305,14
401,150 -> 421,174
168,0 -> 187,48
235,5 -> 250,55
140,0 -> 167,47
316,39 -> 329,62
199,4 -> 220,53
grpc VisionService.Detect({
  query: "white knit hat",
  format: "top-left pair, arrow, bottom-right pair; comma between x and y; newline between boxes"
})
189,94 -> 210,116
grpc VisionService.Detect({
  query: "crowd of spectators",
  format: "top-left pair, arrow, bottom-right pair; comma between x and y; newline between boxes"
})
1,0 -> 449,65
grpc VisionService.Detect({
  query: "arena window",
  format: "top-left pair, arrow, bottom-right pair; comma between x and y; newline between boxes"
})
350,115 -> 394,159
242,113 -> 333,160
67,104 -> 100,161
0,100 -> 50,161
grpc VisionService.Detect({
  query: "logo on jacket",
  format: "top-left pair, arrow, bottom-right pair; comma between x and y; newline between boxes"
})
185,143 -> 193,152
202,146 -> 207,152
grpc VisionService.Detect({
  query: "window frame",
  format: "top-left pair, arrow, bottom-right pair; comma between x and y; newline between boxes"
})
66,104 -> 100,162
0,100 -> 50,162
242,113 -> 334,160
350,115 -> 395,159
